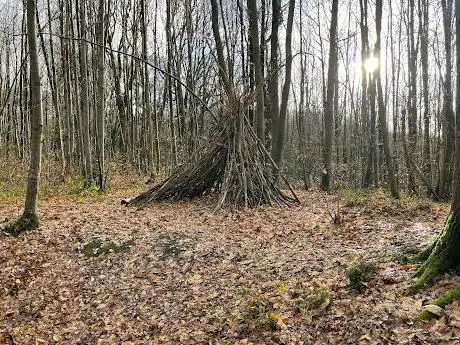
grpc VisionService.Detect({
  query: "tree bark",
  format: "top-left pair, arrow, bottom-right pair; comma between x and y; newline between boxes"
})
412,0 -> 460,292
375,0 -> 399,198
269,0 -> 280,161
407,0 -> 418,194
419,0 -> 432,192
321,0 -> 338,192
95,0 -> 106,189
78,0 -> 92,187
271,0 -> 295,175
247,0 -> 265,140
6,0 -> 43,235
210,0 -> 232,96
437,0 -> 455,200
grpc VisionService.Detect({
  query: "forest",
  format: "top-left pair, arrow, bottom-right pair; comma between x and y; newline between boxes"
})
1,0 -> 460,343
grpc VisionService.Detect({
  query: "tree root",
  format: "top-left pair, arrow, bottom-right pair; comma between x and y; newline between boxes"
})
410,214 -> 455,293
2,213 -> 39,237
415,284 -> 460,322
411,238 -> 437,262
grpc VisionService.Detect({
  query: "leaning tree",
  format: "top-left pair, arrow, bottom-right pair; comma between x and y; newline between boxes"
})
411,0 -> 460,293
127,0 -> 298,210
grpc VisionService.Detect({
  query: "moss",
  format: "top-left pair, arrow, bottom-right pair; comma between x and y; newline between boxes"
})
410,253 -> 445,293
347,261 -> 378,292
415,284 -> 460,322
410,215 -> 454,293
80,238 -> 135,258
412,240 -> 437,262
3,213 -> 39,236
157,232 -> 197,260
340,188 -> 371,208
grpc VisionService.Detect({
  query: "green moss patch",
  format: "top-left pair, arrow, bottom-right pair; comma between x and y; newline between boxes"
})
80,238 -> 135,258
156,231 -> 198,260
415,284 -> 460,322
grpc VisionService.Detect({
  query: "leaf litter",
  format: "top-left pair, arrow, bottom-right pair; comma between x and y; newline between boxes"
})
0,190 -> 459,344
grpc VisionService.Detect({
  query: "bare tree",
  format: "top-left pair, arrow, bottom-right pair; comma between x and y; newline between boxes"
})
78,0 -> 92,186
95,0 -> 106,189
375,0 -> 399,198
247,0 -> 264,140
321,0 -> 338,192
271,0 -> 295,174
5,0 -> 43,235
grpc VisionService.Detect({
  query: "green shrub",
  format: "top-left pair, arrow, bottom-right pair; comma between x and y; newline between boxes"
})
293,285 -> 331,314
239,294 -> 280,334
347,261 -> 378,292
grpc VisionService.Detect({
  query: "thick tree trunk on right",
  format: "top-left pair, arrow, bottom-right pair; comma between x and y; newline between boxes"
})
437,0 -> 455,200
412,0 -> 460,292
321,0 -> 338,192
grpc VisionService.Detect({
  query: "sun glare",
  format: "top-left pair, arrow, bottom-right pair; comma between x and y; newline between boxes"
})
364,56 -> 379,73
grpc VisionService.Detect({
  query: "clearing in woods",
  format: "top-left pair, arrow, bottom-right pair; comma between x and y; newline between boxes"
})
1,189 -> 458,344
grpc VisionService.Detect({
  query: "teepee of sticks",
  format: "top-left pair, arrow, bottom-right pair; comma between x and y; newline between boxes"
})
127,97 -> 299,210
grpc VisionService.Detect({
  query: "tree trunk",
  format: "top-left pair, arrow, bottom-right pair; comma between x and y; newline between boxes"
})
321,0 -> 338,192
95,0 -> 106,189
359,0 -> 369,188
437,0 -> 455,200
420,0 -> 432,193
6,0 -> 42,235
269,0 -> 280,161
375,0 -> 399,198
412,0 -> 460,292
407,0 -> 418,194
247,0 -> 265,141
271,0 -> 295,175
210,0 -> 232,96
78,0 -> 92,187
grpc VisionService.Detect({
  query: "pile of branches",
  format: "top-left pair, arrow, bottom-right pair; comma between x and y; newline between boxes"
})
127,99 -> 298,210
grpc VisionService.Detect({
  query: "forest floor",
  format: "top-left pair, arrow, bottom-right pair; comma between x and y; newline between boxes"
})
1,184 -> 459,344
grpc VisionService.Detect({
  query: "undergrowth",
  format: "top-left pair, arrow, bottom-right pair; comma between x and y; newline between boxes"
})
347,260 -> 378,292
79,238 -> 135,258
340,188 -> 434,216
0,157 -> 147,206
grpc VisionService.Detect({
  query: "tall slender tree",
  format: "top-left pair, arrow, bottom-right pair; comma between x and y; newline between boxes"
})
5,0 -> 43,235
78,0 -> 92,187
375,0 -> 399,198
271,0 -> 295,174
95,0 -> 106,189
247,0 -> 265,140
321,0 -> 339,192
438,0 -> 455,199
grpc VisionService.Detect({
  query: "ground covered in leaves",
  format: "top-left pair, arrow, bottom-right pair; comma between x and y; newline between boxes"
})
1,188 -> 460,344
